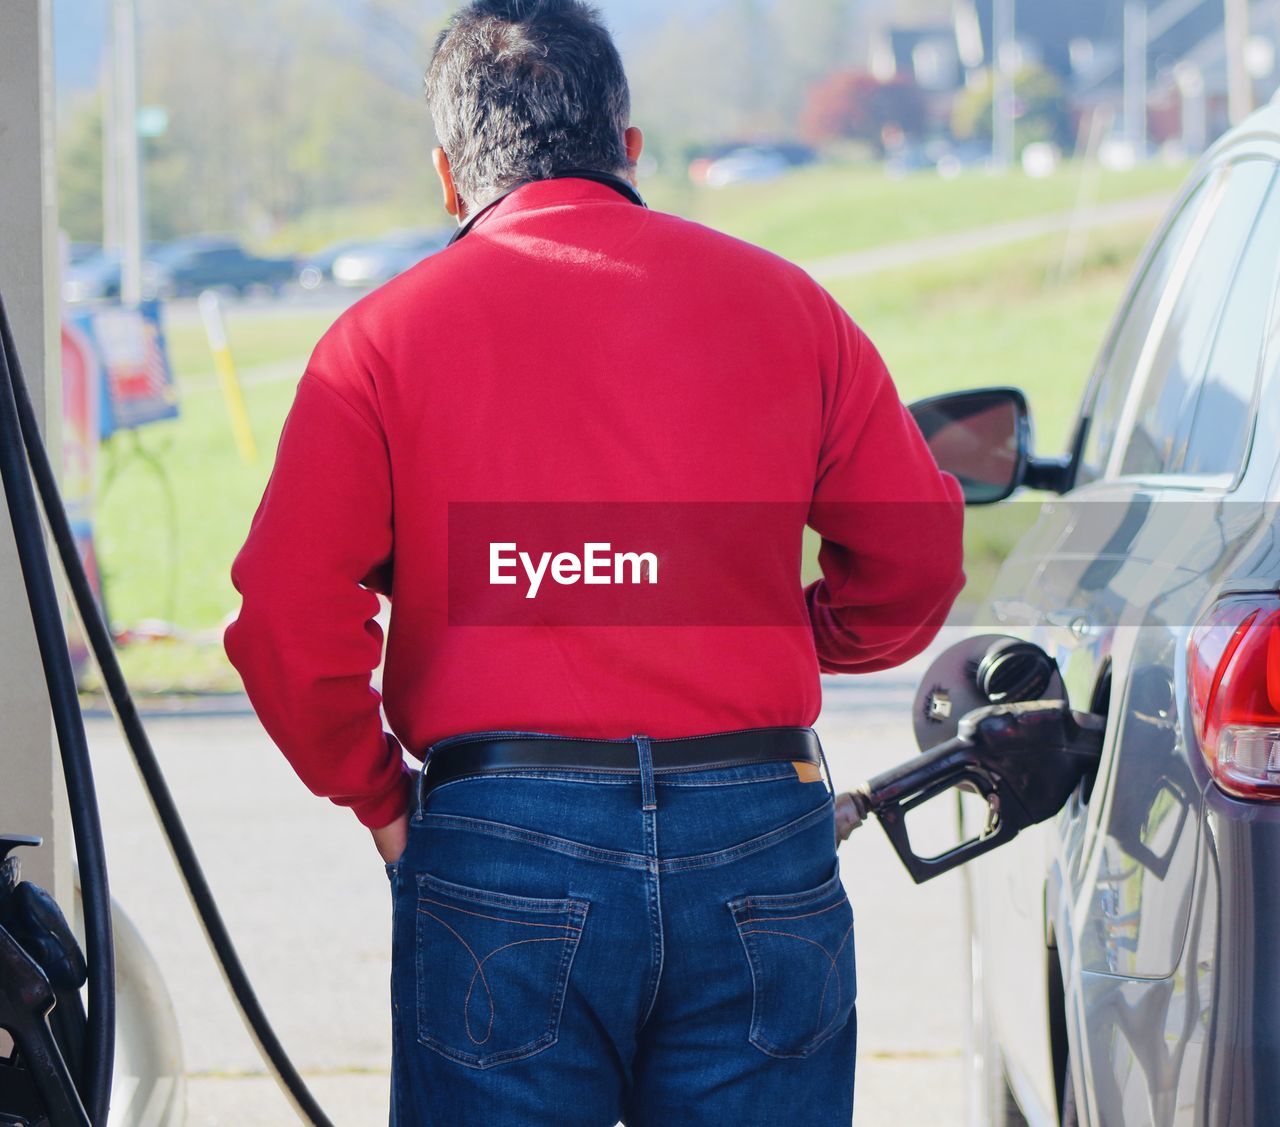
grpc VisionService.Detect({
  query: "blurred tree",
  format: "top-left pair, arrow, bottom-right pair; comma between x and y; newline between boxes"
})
58,94 -> 105,243
356,0 -> 452,96
773,0 -> 856,111
58,0 -> 936,241
626,8 -> 757,171
625,0 -> 858,173
134,0 -> 441,239
801,71 -> 881,143
952,65 -> 1070,152
726,0 -> 777,128
800,71 -> 927,151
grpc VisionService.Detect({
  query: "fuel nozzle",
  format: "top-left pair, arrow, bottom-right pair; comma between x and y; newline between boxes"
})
835,636 -> 1105,883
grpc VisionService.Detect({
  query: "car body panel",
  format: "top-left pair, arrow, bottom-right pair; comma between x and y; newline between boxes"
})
967,98 -> 1280,1127
331,230 -> 449,287
143,237 -> 296,297
298,238 -> 369,288
64,251 -> 122,303
704,147 -> 790,187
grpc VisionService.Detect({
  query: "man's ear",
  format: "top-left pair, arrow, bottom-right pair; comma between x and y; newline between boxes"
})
432,147 -> 462,220
623,126 -> 644,184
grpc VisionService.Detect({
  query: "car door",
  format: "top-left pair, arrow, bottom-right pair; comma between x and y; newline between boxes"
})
974,151 -> 1280,1125
1071,153 -> 1280,1127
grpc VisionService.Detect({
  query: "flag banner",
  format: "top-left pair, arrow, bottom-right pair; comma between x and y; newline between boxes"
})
60,319 -> 107,675
71,299 -> 180,437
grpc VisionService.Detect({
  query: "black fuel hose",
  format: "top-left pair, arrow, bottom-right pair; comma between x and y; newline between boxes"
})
0,297 -> 334,1127
0,302 -> 114,1125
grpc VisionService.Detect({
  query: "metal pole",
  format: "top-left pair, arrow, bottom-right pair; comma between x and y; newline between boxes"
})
1124,0 -> 1149,159
0,0 -> 70,909
992,0 -> 1015,169
101,50 -> 120,253
1174,61 -> 1207,154
112,0 -> 144,304
1054,104 -> 1114,285
1224,0 -> 1253,125
199,291 -> 259,464
953,0 -> 984,71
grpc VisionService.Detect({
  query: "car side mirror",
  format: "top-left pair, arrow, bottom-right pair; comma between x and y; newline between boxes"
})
909,387 -> 1071,504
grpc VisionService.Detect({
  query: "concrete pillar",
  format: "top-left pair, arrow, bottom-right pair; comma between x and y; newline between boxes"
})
0,0 -> 71,905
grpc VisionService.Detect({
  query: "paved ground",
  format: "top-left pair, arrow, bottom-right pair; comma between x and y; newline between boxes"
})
89,633 -> 970,1125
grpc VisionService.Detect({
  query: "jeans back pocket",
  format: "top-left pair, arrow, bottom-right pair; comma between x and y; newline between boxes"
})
728,865 -> 856,1058
415,871 -> 588,1069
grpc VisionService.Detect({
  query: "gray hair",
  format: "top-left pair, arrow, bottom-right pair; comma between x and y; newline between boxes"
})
425,0 -> 632,209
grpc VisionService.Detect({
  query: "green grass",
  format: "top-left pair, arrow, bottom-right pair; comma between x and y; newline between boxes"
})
819,221 -> 1153,614
87,163 -> 1174,693
643,159 -> 1184,262
831,223 -> 1152,453
261,199 -> 442,255
265,159 -> 1187,260
162,309 -> 338,386
95,378 -> 296,630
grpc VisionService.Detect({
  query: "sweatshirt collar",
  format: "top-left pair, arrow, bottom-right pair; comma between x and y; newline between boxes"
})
449,174 -> 647,245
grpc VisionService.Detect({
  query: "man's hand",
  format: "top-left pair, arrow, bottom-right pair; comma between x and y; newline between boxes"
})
371,811 -> 409,865
834,790 -> 869,845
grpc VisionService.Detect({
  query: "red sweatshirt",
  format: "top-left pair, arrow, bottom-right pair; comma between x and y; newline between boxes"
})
224,178 -> 965,828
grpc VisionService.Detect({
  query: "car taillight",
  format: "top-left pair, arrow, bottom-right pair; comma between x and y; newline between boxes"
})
1188,595 -> 1280,799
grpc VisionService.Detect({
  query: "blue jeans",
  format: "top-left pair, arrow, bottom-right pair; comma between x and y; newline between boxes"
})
385,733 -> 857,1126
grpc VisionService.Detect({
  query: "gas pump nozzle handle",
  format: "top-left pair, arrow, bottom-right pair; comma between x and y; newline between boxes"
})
836,700 -> 1104,883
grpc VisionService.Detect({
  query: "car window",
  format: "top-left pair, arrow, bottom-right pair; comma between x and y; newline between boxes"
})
1077,174 -> 1216,484
1117,159 -> 1276,479
1179,168 -> 1280,480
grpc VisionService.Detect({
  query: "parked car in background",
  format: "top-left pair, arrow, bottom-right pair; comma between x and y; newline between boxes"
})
63,249 -> 122,303
297,238 -> 369,290
917,99 -> 1280,1126
141,237 -> 296,299
67,241 -> 103,266
687,140 -> 815,186
885,138 -> 992,180
702,146 -> 792,188
330,229 -> 451,287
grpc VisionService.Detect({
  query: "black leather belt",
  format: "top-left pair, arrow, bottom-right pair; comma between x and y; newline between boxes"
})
417,727 -> 825,803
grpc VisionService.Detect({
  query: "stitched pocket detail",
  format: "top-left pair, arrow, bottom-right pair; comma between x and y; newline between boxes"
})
728,864 -> 856,1059
414,871 -> 588,1069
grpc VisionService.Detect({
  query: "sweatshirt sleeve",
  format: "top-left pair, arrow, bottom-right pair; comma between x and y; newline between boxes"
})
223,328 -> 412,828
805,298 -> 966,674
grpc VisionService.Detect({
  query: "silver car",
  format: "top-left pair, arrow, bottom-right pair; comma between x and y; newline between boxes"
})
919,97 -> 1280,1125
331,229 -> 451,287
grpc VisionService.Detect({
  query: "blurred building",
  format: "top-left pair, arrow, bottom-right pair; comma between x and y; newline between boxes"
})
869,24 -> 963,91
865,0 -> 1280,156
961,0 -> 1280,153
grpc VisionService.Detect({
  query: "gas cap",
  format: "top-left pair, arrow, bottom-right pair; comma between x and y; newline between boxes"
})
913,634 -> 1066,751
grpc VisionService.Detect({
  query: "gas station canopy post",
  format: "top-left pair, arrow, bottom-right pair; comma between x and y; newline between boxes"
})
0,0 -> 70,907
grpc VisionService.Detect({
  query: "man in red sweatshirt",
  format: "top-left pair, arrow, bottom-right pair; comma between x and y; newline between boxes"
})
225,1 -> 964,1122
